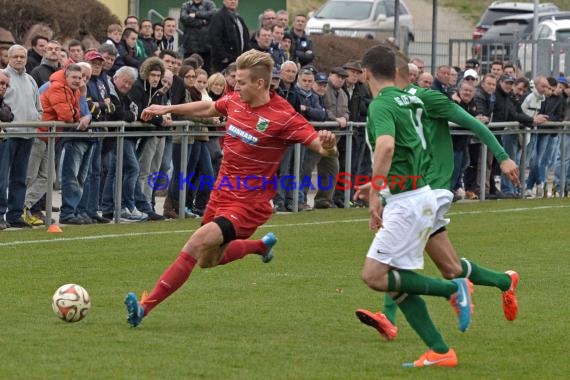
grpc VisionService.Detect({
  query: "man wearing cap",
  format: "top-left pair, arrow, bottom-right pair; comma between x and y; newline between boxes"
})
338,60 -> 371,205
78,50 -> 119,224
464,58 -> 480,74
462,69 -> 478,84
494,74 -> 548,198
314,66 -> 348,208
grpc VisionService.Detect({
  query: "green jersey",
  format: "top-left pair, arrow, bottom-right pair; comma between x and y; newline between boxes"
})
404,84 -> 509,190
366,86 -> 429,194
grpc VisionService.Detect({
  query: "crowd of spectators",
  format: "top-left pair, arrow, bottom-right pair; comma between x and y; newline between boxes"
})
418,57 -> 570,200
0,1 -> 374,230
1,0 -> 569,230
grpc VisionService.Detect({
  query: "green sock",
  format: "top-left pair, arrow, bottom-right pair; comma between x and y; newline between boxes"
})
397,294 -> 449,354
461,258 -> 511,291
388,269 -> 457,298
383,293 -> 398,325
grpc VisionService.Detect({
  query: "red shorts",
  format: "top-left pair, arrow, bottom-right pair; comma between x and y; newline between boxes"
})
202,194 -> 273,239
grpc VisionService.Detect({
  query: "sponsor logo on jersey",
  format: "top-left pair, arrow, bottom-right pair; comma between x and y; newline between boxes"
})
228,124 -> 258,145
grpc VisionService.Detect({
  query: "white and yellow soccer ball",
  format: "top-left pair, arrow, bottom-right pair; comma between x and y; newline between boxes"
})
52,284 -> 91,323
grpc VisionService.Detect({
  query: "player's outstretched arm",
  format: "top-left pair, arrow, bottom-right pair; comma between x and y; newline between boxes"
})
308,129 -> 338,157
141,101 -> 221,121
500,159 -> 521,187
450,104 -> 510,163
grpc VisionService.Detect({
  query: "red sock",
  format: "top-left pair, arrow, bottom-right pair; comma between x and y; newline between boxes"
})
218,239 -> 267,265
142,251 -> 197,316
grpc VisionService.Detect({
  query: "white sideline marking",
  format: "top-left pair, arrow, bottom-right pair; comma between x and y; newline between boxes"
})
0,204 -> 568,247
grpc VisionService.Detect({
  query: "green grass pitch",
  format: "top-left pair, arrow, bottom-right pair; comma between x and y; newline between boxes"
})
0,199 -> 569,379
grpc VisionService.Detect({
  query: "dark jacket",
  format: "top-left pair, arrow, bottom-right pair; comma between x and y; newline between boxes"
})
0,97 -> 14,123
139,36 -> 158,58
453,96 -> 478,150
540,94 -> 566,134
431,77 -> 451,99
473,86 -> 494,118
114,41 -> 140,76
343,81 -> 370,123
540,94 -> 566,122
30,60 -> 60,87
296,85 -> 326,122
209,6 -> 250,72
25,48 -> 42,73
180,0 -> 217,54
290,31 -> 314,67
493,85 -> 533,124
86,74 -> 115,122
276,81 -> 301,113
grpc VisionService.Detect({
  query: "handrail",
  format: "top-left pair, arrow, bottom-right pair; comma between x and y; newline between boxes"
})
1,119 -> 568,226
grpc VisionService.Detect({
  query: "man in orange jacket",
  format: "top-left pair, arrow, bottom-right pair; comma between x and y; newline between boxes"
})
41,64 -> 92,225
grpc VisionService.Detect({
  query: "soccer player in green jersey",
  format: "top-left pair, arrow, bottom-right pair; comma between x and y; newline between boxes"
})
355,48 -> 521,352
357,44 -> 474,368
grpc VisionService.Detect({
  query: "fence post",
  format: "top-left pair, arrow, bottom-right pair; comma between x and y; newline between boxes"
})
479,143 -> 487,201
520,129 -> 528,199
45,122 -> 57,227
291,143 -> 301,212
344,124 -> 353,208
179,123 -> 189,219
113,122 -> 125,223
560,128 -> 567,197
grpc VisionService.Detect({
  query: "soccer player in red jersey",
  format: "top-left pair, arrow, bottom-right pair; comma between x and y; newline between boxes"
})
125,50 -> 338,327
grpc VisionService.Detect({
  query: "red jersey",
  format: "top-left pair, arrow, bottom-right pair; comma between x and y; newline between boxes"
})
213,91 -> 318,202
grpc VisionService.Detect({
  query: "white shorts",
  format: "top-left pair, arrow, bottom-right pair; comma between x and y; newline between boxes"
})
432,189 -> 453,233
366,186 -> 436,270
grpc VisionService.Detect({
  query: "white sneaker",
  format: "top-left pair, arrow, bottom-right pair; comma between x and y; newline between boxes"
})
120,207 -> 133,219
524,188 -> 535,199
536,183 -> 545,198
128,207 -> 148,221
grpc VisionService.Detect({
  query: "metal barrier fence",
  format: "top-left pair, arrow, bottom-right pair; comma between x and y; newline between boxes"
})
1,120 -> 569,226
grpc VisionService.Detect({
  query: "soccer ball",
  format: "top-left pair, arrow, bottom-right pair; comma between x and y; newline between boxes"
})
51,284 -> 91,323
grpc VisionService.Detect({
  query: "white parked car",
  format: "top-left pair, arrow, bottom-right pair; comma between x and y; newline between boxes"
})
517,19 -> 570,75
305,0 -> 415,43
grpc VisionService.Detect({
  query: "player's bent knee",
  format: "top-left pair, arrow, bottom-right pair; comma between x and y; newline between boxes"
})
361,270 -> 388,292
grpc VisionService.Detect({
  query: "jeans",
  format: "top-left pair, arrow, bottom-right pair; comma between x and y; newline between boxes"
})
101,139 -> 140,213
451,147 -> 469,191
274,144 -> 306,208
168,142 -> 193,201
0,138 -> 33,223
501,133 -> 521,195
526,134 -> 553,189
60,140 -> 94,220
78,138 -> 102,217
554,133 -> 570,193
185,141 -> 214,210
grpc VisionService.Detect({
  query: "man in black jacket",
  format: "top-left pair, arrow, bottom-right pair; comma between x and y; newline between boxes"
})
491,74 -> 546,198
179,0 -> 217,72
30,40 -> 61,87
209,0 -> 249,73
25,35 -> 47,73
